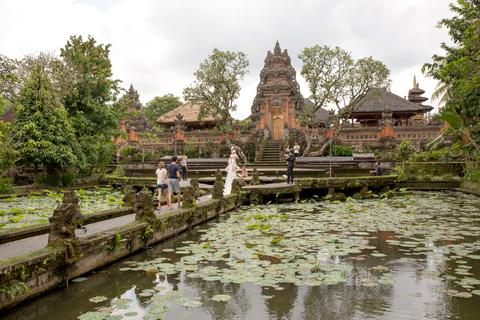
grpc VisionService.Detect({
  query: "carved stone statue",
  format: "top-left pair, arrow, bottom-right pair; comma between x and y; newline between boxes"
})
182,186 -> 195,209
48,191 -> 81,263
251,168 -> 261,185
133,189 -> 155,223
231,179 -> 241,194
212,169 -> 224,200
190,178 -> 199,197
122,185 -> 136,207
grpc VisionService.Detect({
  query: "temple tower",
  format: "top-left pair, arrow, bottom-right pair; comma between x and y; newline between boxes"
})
408,75 -> 429,105
408,75 -> 431,123
251,41 -> 304,140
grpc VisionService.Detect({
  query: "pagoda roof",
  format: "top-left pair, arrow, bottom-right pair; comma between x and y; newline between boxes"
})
156,100 -> 216,124
348,88 -> 433,115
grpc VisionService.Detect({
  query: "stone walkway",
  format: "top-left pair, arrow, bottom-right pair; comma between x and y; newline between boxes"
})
0,195 -> 212,261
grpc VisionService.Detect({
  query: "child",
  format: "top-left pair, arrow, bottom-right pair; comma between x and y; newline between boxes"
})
239,166 -> 248,179
155,161 -> 168,209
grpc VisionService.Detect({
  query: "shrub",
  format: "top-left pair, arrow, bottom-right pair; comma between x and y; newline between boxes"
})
331,145 -> 353,156
0,178 -> 13,194
61,172 -> 77,187
394,140 -> 415,161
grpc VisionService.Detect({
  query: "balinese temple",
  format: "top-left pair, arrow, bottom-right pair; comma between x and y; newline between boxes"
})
348,80 -> 433,127
157,100 -> 216,130
125,84 -> 142,112
118,43 -> 444,154
251,41 -> 304,140
116,84 -> 147,144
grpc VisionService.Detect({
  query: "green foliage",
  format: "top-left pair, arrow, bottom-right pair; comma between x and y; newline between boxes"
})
184,143 -> 199,158
298,45 -> 391,116
106,233 -> 125,251
331,144 -> 353,156
409,143 -> 467,162
13,66 -> 78,175
77,136 -> 115,175
394,140 -> 415,162
298,44 -> 390,155
423,0 -> 480,152
0,93 -> 6,115
144,94 -> 182,124
0,280 -> 30,300
183,49 -> 249,129
60,35 -> 120,137
142,225 -> 154,241
0,177 -> 13,194
0,121 -> 17,174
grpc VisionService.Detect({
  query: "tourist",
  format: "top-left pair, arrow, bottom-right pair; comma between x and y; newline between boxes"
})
285,150 -> 296,184
167,156 -> 182,208
155,161 -> 168,209
180,156 -> 188,180
374,161 -> 382,176
239,165 -> 248,179
293,142 -> 300,157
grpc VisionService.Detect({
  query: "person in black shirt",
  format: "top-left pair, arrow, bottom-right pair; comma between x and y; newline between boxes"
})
374,161 -> 382,176
166,156 -> 182,208
285,150 -> 296,184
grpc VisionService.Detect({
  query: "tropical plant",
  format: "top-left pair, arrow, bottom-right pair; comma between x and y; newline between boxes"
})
13,66 -> 78,177
183,49 -> 249,130
144,94 -> 182,124
423,0 -> 480,153
393,140 -> 415,162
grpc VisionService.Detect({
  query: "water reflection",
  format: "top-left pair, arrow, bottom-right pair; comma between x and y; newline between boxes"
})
2,191 -> 480,320
111,286 -> 147,319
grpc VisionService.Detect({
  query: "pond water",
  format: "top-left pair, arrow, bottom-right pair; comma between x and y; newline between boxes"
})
3,190 -> 480,320
0,187 -> 124,230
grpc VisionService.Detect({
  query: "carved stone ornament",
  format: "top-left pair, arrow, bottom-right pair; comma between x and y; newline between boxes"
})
133,189 -> 155,223
122,185 -> 136,207
48,191 -> 82,263
212,169 -> 224,200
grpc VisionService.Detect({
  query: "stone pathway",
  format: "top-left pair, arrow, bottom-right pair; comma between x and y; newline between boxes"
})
0,195 -> 212,261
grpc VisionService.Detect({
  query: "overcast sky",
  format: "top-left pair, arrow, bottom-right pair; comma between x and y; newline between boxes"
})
0,0 -> 453,119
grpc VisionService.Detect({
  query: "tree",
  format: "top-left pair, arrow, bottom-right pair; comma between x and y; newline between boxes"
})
60,35 -> 120,137
183,49 -> 249,129
423,0 -> 480,153
0,54 -> 20,103
60,35 -> 121,174
298,45 -> 390,155
144,94 -> 182,124
13,66 -> 78,176
0,94 -> 6,115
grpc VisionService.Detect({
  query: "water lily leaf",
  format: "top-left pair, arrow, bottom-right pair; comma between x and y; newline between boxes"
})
89,296 -> 108,303
211,294 -> 231,302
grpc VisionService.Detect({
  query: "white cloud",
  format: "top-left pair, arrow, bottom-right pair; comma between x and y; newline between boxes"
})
0,0 -> 453,119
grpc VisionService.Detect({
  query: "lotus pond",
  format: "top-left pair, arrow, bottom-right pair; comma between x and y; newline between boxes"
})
0,187 -> 124,230
4,190 -> 480,320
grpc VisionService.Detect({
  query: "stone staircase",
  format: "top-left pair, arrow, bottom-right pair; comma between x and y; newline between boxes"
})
256,140 -> 284,165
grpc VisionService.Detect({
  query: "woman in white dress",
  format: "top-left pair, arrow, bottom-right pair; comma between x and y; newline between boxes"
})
224,150 -> 239,195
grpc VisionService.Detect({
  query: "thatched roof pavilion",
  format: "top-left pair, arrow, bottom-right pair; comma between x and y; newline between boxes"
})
156,101 -> 216,129
347,88 -> 433,126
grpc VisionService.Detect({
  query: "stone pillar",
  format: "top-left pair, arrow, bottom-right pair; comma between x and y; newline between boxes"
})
48,191 -> 81,263
251,168 -> 261,185
212,169 -> 224,200
182,186 -> 195,209
231,179 -> 241,194
133,189 -> 155,223
122,185 -> 136,207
